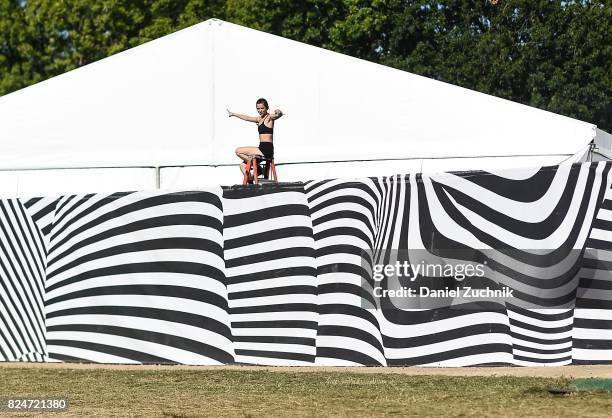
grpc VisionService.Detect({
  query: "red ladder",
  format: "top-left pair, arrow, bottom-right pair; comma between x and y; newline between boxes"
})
243,156 -> 278,185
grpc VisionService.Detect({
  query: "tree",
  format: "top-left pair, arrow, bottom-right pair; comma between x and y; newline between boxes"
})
379,1 -> 610,131
0,0 -> 224,95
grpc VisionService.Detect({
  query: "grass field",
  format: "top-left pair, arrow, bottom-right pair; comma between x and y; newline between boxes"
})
1,366 -> 612,417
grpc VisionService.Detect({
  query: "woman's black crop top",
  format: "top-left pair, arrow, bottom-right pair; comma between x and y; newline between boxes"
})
257,121 -> 273,135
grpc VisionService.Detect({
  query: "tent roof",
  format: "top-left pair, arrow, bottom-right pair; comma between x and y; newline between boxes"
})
0,19 -> 596,170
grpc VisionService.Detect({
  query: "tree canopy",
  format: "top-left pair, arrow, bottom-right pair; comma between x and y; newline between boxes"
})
1,0 -> 609,131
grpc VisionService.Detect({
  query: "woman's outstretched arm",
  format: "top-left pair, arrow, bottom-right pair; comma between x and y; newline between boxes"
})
227,109 -> 258,122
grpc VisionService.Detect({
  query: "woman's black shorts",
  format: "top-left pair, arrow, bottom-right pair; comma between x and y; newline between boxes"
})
258,141 -> 274,159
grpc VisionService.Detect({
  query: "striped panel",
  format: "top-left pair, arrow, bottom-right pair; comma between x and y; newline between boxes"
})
44,190 -> 234,364
306,177 -> 385,366
419,162 -> 610,366
507,306 -> 573,366
378,173 -> 514,366
223,185 -> 317,366
0,161 -> 611,366
424,163 -> 604,365
506,163 -> 609,365
573,174 -> 612,364
22,196 -> 60,244
0,199 -> 47,361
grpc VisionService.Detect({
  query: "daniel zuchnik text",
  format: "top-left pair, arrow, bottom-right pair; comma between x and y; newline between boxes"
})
373,286 -> 514,298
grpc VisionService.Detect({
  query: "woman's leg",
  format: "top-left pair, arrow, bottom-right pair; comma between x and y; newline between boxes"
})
235,146 -> 263,176
235,146 -> 263,162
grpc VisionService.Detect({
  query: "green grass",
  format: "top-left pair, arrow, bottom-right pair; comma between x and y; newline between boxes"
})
1,367 -> 612,417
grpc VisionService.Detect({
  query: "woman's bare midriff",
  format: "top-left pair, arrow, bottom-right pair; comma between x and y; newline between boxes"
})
259,135 -> 273,142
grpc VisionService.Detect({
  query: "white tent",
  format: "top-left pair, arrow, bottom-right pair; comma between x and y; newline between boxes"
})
0,19 -> 601,196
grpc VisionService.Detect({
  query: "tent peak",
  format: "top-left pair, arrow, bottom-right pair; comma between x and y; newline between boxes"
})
205,18 -> 225,25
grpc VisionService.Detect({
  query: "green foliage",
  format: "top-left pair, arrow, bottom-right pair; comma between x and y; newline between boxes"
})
0,0 -> 223,94
224,0 -> 390,61
381,1 -> 611,131
0,0 -> 610,131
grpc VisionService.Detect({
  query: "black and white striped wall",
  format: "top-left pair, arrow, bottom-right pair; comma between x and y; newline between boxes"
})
0,162 -> 611,366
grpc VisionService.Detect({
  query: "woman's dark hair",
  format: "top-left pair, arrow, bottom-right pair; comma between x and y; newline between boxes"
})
256,98 -> 269,109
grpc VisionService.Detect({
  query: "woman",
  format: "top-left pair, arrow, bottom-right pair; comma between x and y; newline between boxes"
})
227,98 -> 283,177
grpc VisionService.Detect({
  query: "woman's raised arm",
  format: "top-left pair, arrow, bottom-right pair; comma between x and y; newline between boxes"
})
227,109 -> 258,123
269,109 -> 284,120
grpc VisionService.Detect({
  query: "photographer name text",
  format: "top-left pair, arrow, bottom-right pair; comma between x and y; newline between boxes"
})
373,286 -> 514,299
